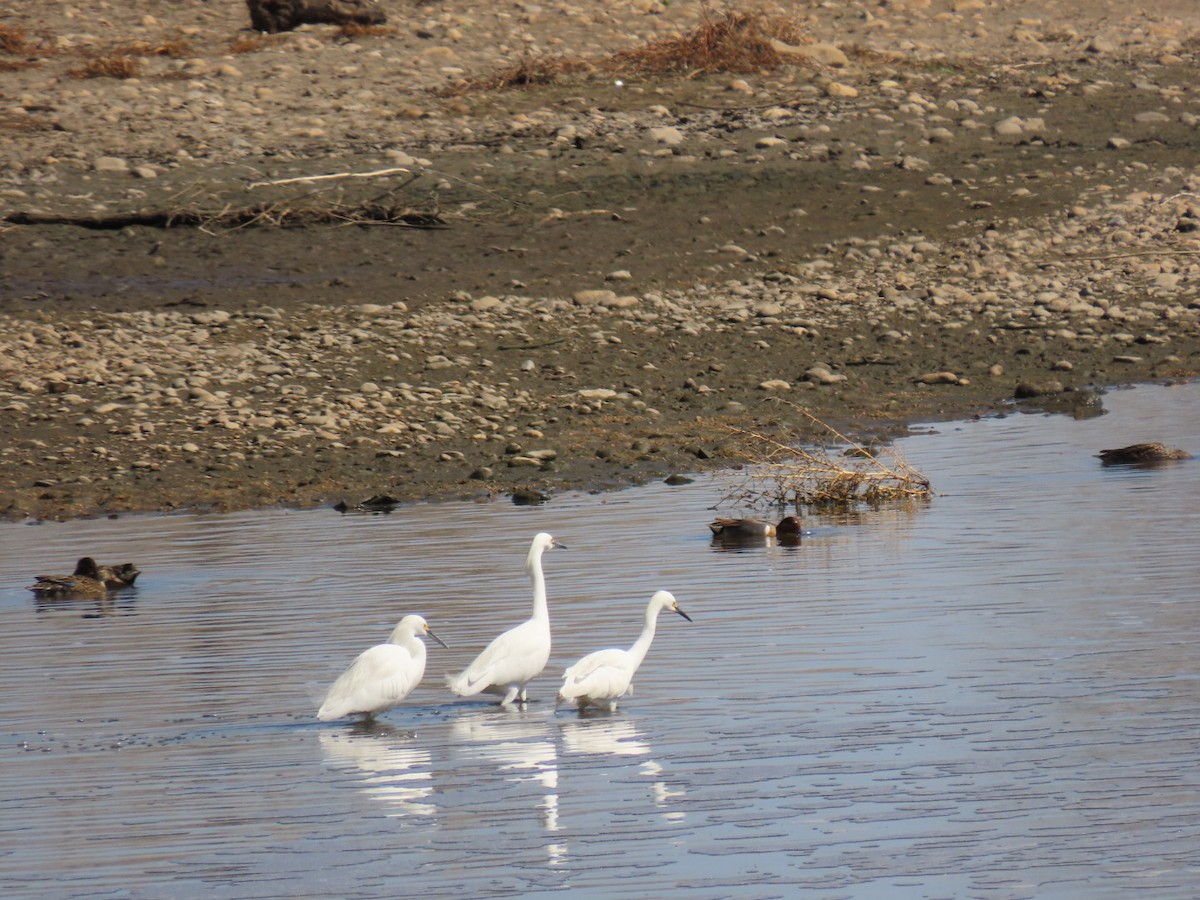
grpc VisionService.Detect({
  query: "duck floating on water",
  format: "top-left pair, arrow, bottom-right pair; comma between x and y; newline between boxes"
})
27,557 -> 141,597
1097,442 -> 1191,465
708,516 -> 802,539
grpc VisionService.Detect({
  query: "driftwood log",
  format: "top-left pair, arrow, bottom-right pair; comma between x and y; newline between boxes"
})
245,0 -> 387,34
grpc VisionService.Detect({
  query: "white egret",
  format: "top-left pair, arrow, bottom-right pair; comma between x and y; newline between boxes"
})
557,590 -> 692,713
318,614 -> 447,722
446,532 -> 565,707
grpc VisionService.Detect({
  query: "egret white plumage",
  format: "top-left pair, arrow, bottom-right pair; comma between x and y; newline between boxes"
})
557,590 -> 692,713
318,614 -> 447,722
446,532 -> 565,707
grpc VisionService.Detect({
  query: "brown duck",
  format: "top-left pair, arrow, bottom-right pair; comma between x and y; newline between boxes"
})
27,557 -> 110,598
1097,442 -> 1191,465
709,516 -> 802,538
98,562 -> 141,589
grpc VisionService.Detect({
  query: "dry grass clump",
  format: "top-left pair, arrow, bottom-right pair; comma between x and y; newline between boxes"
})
717,406 -> 932,508
444,53 -> 593,95
0,56 -> 38,72
609,10 -> 808,76
119,36 -> 194,58
229,32 -> 287,54
334,22 -> 396,40
69,53 -> 142,79
0,23 -> 37,53
0,23 -> 49,68
445,9 -> 808,95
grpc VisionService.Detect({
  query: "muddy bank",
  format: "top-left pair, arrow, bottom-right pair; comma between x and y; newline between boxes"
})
2,0 -> 1199,521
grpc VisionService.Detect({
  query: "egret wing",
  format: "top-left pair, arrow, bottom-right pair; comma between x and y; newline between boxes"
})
559,648 -> 632,700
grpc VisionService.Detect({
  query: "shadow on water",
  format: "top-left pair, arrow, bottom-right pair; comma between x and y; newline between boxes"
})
1,381 -> 1198,898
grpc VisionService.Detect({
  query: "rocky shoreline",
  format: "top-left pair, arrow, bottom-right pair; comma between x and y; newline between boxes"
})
2,0 -> 1199,521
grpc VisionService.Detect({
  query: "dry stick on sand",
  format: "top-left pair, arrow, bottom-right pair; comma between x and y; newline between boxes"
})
246,166 -> 414,189
717,404 -> 932,508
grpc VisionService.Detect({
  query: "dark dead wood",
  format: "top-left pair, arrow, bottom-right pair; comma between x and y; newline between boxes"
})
4,206 -> 446,230
245,0 -> 387,34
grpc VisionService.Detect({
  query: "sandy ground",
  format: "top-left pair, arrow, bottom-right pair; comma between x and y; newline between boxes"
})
2,0 -> 1200,520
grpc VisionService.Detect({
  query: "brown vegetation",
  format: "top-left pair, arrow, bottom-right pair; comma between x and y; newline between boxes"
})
0,23 -> 47,69
334,22 -> 396,40
445,53 -> 594,95
445,10 -> 809,95
68,54 -> 142,79
609,10 -> 808,76
717,406 -> 932,508
229,33 -> 288,54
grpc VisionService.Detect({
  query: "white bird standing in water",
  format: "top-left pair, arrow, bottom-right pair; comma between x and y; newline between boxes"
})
557,590 -> 692,713
318,614 -> 448,722
446,532 -> 565,707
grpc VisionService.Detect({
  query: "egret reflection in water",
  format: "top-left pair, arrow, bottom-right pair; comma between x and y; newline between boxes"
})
319,731 -> 436,819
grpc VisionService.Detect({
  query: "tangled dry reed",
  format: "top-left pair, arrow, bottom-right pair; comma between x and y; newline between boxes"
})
717,406 -> 932,509
446,9 -> 810,94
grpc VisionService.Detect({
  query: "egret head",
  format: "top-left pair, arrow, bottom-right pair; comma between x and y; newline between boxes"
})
652,590 -> 693,622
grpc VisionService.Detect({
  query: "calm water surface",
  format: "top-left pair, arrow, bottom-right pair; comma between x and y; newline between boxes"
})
1,382 -> 1198,899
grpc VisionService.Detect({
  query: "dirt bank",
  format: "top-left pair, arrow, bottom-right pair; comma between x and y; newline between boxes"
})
2,0 -> 1199,520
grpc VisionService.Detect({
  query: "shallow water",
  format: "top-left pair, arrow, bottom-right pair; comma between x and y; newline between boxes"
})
2,382 -> 1198,899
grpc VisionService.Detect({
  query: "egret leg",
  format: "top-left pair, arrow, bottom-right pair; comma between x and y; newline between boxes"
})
499,685 -> 521,707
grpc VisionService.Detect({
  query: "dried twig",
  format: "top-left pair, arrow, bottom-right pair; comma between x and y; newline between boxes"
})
247,166 -> 415,189
717,404 -> 931,508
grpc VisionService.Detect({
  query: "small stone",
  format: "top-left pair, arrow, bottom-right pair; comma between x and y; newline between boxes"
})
993,116 -> 1025,136
825,82 -> 858,99
1014,381 -> 1066,398
758,379 -> 792,391
914,371 -> 961,385
648,126 -> 684,145
770,39 -> 848,67
805,366 -> 847,385
1051,360 -> 1074,371
574,289 -> 618,306
94,156 -> 129,173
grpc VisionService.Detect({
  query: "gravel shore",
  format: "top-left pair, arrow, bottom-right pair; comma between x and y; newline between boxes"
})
2,0 -> 1199,520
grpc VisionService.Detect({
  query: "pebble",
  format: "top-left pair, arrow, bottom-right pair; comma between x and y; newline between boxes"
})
94,156 -> 129,173
805,366 -> 847,385
648,126 -> 684,146
825,82 -> 859,99
914,371 -> 961,385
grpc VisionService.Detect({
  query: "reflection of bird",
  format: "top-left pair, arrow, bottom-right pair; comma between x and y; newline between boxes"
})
318,732 -> 435,818
708,516 -> 802,538
447,533 -> 565,707
1098,442 -> 1191,465
558,590 -> 692,713
559,717 -> 649,757
318,615 -> 448,722
28,557 -> 109,597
